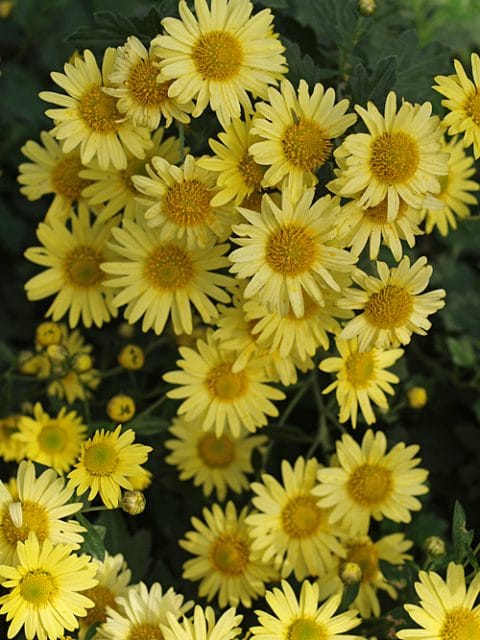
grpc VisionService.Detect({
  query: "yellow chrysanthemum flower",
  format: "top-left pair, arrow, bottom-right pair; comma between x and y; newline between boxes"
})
162,605 -> 243,640
0,415 -> 26,462
181,501 -> 277,607
247,457 -> 345,580
230,189 -> 356,318
338,256 -> 446,351
319,337 -> 404,428
40,48 -> 152,170
24,208 -> 119,328
101,217 -> 233,335
250,79 -> 357,200
313,430 -> 429,535
153,0 -> 287,127
398,562 -> 480,640
328,91 -> 448,221
164,330 -> 285,437
0,533 -> 97,640
250,579 -> 362,640
67,425 -> 152,509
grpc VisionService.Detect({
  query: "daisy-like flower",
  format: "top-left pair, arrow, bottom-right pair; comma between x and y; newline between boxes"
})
319,337 -> 404,428
165,416 -> 267,501
434,52 -> 480,158
67,425 -> 152,509
0,415 -> 26,463
0,533 -> 97,640
230,189 -> 357,318
313,429 -> 429,535
338,256 -> 446,351
164,330 -> 285,437
106,35 -> 192,130
250,579 -> 362,640
40,48 -> 152,170
398,562 -> 480,640
24,208 -> 119,329
0,460 -> 85,566
328,91 -> 448,221
101,217 -> 233,335
162,605 -> 243,640
153,0 -> 288,127
181,501 -> 277,607
247,457 -> 345,580
250,79 -> 357,200
421,135 -> 479,236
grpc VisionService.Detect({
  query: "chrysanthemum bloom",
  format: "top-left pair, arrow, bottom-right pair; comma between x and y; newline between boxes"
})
317,533 -> 413,618
250,579 -> 362,640
153,0 -> 288,127
328,91 -> 448,221
398,562 -> 480,640
106,35 -> 192,130
18,131 -> 92,221
181,501 -> 277,607
40,48 -> 152,170
421,135 -> 479,236
162,605 -> 243,640
319,337 -> 404,428
24,209 -> 119,328
250,79 -> 357,200
230,189 -> 357,318
0,533 -> 97,640
247,457 -> 345,580
14,402 -> 87,473
338,256 -> 446,351
67,426 -> 152,509
101,217 -> 233,335
314,430 -> 429,535
0,460 -> 85,566
164,331 -> 285,437
165,416 -> 267,501
0,415 -> 26,462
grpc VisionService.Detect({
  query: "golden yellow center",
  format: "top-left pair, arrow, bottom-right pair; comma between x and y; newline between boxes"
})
345,351 -> 375,387
197,433 -> 235,467
466,90 -> 480,126
266,224 -> 317,275
1,500 -> 49,547
144,244 -> 194,290
128,59 -> 172,106
83,442 -> 118,475
346,539 -> 379,582
210,534 -> 249,575
364,284 -> 413,329
63,246 -> 104,288
192,30 -> 243,81
82,585 -> 117,626
282,120 -> 333,172
163,180 -> 214,228
238,153 -> 264,189
78,86 -> 120,133
287,618 -> 328,640
347,463 -> 393,506
281,495 -> 323,538
364,197 -> 407,224
38,423 -> 69,454
370,132 -> 419,184
126,624 -> 164,640
205,362 -> 247,400
20,570 -> 58,606
440,608 -> 480,640
51,154 -> 91,200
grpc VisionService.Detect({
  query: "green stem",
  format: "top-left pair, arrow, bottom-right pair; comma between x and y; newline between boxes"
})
307,370 -> 332,457
100,366 -> 124,379
135,394 -> 167,420
277,379 -> 311,427
80,505 -> 113,514
177,122 -> 186,162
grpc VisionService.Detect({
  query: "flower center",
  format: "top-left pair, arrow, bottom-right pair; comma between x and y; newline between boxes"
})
78,86 -> 120,133
82,585 -> 117,627
281,495 -> 324,538
238,153 -> 264,189
346,539 -> 379,582
126,624 -> 164,640
1,500 -> 49,547
144,244 -> 194,290
51,154 -> 91,200
210,534 -> 249,575
440,608 -> 480,640
83,442 -> 118,475
38,423 -> 69,454
20,570 -> 58,606
364,284 -> 414,329
282,120 -> 333,172
205,362 -> 247,400
163,179 -> 214,228
266,224 -> 317,275
347,463 -> 393,507
128,59 -> 172,106
192,30 -> 243,81
370,132 -> 420,184
364,197 -> 407,224
345,351 -> 375,387
197,433 -> 235,467
63,246 -> 104,288
287,618 -> 328,640
466,90 -> 480,126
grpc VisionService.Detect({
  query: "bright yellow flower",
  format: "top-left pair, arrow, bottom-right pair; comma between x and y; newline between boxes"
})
0,415 -> 26,463
162,605 -> 243,640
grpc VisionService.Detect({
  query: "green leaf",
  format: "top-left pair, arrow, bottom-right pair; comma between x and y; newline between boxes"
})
288,0 -> 359,51
263,423 -> 312,443
283,39 -> 337,86
350,56 -> 396,105
76,513 -> 106,560
446,336 -> 477,368
85,624 -> 99,640
129,416 -> 170,435
339,583 -> 359,610
452,501 -> 474,564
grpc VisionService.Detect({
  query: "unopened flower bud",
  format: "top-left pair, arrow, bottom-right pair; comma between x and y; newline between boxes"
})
424,536 -> 446,557
121,490 -> 146,515
18,351 -> 41,374
407,386 -> 427,409
358,0 -> 376,16
46,343 -> 69,365
107,394 -> 136,422
35,322 -> 63,347
72,353 -> 93,373
118,344 -> 145,371
339,561 -> 363,585
117,322 -> 135,339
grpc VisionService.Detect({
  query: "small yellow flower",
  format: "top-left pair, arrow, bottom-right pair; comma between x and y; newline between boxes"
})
35,321 -> 63,347
118,344 -> 145,370
407,386 -> 428,409
106,394 -> 136,422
